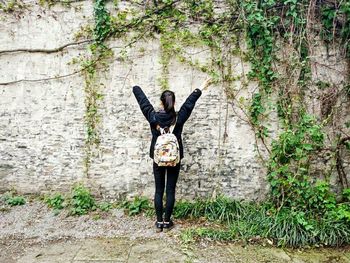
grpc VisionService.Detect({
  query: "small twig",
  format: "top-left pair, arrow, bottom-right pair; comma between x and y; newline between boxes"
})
183,48 -> 210,56
311,60 -> 348,75
335,136 -> 350,190
122,66 -> 133,90
0,69 -> 85,85
56,0 -> 89,3
0,54 -> 127,86
0,39 -> 93,55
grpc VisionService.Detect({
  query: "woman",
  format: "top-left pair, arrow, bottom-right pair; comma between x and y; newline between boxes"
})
132,79 -> 211,232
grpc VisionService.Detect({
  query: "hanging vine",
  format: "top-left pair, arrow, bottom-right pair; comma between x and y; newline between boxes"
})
82,0 -> 113,175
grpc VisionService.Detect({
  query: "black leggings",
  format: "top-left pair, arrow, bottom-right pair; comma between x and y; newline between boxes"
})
153,162 -> 181,222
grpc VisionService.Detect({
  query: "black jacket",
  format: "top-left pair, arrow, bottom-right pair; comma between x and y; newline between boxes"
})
132,85 -> 202,159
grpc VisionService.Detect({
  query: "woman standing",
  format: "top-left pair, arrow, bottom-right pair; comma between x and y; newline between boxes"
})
132,79 -> 211,232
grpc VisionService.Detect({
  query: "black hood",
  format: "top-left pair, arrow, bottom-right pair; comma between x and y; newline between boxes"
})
155,110 -> 175,128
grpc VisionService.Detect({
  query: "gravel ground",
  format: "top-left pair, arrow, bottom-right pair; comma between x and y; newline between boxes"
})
0,199 -> 182,244
0,197 -> 187,262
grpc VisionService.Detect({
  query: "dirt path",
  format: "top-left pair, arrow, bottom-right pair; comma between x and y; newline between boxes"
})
1,200 -> 350,262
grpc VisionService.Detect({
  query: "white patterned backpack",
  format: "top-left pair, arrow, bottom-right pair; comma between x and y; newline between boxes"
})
154,124 -> 180,167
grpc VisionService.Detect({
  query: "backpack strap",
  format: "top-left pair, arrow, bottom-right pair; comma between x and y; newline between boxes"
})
169,116 -> 177,133
159,127 -> 167,135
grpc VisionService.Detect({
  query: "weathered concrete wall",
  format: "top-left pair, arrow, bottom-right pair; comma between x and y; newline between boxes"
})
0,2 -> 92,194
1,1 -> 347,200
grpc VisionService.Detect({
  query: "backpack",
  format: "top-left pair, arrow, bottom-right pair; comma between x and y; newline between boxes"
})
154,123 -> 180,167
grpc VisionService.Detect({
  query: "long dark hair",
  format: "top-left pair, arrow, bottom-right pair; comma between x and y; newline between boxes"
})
160,90 -> 176,125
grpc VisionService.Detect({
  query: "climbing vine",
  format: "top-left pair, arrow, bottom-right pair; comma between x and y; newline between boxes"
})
81,0 -> 113,175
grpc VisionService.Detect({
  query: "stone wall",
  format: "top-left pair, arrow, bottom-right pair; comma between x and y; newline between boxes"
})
0,1 -> 348,201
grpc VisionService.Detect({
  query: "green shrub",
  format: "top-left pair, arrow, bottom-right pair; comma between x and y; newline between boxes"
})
97,201 -> 113,212
4,195 -> 26,206
119,196 -> 151,216
43,187 -> 114,215
44,193 -> 65,210
2,192 -> 26,206
69,184 -> 96,215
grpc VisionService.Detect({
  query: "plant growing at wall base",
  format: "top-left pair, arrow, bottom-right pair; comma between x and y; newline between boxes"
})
69,184 -> 97,215
44,193 -> 65,210
42,187 -> 116,216
119,196 -> 151,216
3,192 -> 26,206
97,201 -> 113,212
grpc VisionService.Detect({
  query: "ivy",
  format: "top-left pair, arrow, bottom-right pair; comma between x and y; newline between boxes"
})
321,1 -> 350,57
268,113 -> 326,210
242,0 -> 279,143
244,0 -> 278,93
82,0 -> 113,175
250,92 -> 269,138
94,0 -> 112,46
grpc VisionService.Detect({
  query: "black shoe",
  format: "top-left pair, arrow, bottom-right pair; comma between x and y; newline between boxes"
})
163,220 -> 174,232
155,221 -> 163,233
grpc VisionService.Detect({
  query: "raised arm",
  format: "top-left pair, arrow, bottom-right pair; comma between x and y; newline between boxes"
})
132,85 -> 157,127
177,88 -> 202,125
